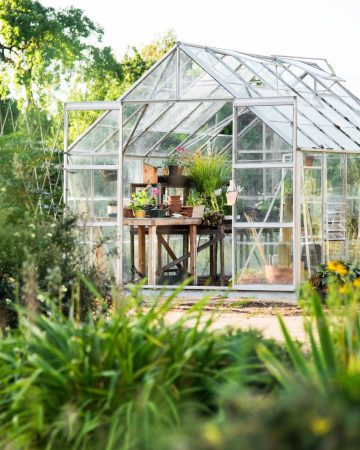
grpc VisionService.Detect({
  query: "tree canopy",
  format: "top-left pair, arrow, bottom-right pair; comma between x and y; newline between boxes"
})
0,0 -> 121,106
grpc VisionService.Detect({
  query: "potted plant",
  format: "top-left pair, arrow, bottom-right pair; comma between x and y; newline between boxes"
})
304,154 -> 315,167
107,200 -> 117,217
186,192 -> 206,218
188,152 -> 231,225
163,146 -> 186,178
129,189 -> 150,218
101,169 -> 117,182
255,195 -> 280,222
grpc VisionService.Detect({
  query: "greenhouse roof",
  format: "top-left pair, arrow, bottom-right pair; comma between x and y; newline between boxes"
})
68,42 -> 360,157
120,42 -> 360,153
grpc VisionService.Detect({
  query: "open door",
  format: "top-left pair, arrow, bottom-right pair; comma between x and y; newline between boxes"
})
232,97 -> 300,291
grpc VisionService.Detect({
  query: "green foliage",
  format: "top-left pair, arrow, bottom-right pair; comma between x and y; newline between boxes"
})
165,387 -> 360,450
309,260 -> 360,294
129,189 -> 155,211
163,146 -> 186,168
152,282 -> 360,450
186,192 -> 206,207
188,152 -> 231,212
0,0 -> 118,107
258,282 -> 360,400
0,286 -> 281,449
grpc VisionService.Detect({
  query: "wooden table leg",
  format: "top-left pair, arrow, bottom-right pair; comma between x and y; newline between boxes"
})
209,234 -> 215,282
220,225 -> 225,286
148,225 -> 157,285
183,234 -> 189,273
157,230 -> 162,274
189,225 -> 197,285
138,225 -> 146,277
130,226 -> 135,281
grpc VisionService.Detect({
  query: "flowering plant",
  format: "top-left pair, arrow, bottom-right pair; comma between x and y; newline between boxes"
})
129,187 -> 158,211
310,260 -> 360,297
163,146 -> 186,168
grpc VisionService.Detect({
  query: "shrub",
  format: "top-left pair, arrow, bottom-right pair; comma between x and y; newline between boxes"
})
164,388 -> 360,450
309,260 -> 360,296
0,285 -> 282,450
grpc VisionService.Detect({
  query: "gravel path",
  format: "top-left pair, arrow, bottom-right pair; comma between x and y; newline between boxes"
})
166,303 -> 306,342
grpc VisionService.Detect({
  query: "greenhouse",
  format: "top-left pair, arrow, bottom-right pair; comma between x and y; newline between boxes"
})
64,42 -> 360,294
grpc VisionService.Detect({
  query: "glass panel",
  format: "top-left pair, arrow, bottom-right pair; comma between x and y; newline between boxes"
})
79,226 -> 118,276
236,109 -> 292,162
235,168 -> 293,223
234,228 -> 293,286
346,155 -> 360,265
301,153 -> 323,279
70,110 -> 119,153
326,154 -> 346,244
126,51 -> 177,101
68,155 -> 118,165
250,105 -> 293,145
179,50 -> 232,99
68,169 -> 117,221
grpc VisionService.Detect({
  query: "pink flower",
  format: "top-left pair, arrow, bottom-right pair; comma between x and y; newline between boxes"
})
176,146 -> 185,152
152,188 -> 159,196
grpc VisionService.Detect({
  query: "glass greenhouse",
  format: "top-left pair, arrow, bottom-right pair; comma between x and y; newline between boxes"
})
64,42 -> 360,294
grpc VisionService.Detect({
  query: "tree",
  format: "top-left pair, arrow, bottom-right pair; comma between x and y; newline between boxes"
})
0,0 -> 121,107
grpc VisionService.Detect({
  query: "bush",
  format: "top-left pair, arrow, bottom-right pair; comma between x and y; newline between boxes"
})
309,260 -> 360,297
0,210 -> 109,327
165,388 -> 360,450
0,286 -> 282,450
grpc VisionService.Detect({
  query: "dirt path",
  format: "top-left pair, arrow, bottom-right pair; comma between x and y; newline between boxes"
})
166,303 -> 306,342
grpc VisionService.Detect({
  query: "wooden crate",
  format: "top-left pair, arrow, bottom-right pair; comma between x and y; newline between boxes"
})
143,163 -> 158,184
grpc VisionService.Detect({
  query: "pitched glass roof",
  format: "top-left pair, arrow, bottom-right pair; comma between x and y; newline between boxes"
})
69,42 -> 360,156
121,42 -> 360,152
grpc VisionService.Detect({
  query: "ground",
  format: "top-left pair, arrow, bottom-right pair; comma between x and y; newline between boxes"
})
166,302 -> 306,342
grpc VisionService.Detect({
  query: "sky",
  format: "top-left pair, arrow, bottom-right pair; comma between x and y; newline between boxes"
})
43,0 -> 360,96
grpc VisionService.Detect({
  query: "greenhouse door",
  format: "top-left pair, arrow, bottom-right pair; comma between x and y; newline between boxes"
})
232,97 -> 300,291
64,101 -> 123,285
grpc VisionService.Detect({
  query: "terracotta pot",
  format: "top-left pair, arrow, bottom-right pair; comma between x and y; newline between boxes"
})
168,195 -> 182,213
168,195 -> 181,201
192,205 -> 205,218
168,165 -> 183,178
226,191 -> 238,206
304,155 -> 315,167
134,209 -> 146,218
123,207 -> 132,218
265,265 -> 293,284
181,206 -> 193,217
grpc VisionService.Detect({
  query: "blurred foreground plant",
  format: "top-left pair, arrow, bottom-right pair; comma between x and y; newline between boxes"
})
0,282 -> 280,450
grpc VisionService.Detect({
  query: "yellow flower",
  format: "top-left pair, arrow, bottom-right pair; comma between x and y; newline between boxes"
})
202,424 -> 222,446
327,260 -> 347,276
310,417 -> 332,435
339,285 -> 350,295
353,278 -> 360,288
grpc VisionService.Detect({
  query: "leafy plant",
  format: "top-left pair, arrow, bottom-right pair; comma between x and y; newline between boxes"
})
258,280 -> 360,399
129,189 -> 153,211
309,260 -> 360,295
186,191 -> 206,207
163,146 -> 186,168
0,284 -> 281,450
188,152 -> 231,212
